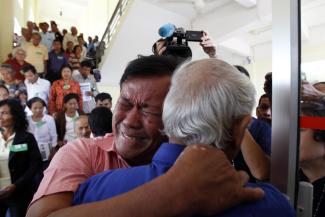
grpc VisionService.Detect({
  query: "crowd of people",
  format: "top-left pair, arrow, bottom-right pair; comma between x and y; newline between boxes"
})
0,20 -> 114,217
0,19 -> 323,217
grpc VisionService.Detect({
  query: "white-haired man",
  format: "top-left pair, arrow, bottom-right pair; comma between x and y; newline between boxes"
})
72,58 -> 295,217
27,56 -> 263,217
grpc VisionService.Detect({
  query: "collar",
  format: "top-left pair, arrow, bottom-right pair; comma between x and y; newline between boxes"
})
152,143 -> 185,166
28,77 -> 40,85
0,132 -> 16,143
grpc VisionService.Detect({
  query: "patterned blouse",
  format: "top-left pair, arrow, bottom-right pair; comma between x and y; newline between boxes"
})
48,79 -> 83,114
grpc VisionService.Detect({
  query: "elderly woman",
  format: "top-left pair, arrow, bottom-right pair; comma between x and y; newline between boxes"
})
48,65 -> 82,114
0,64 -> 26,98
72,58 -> 295,217
0,99 -> 42,217
300,100 -> 325,217
3,48 -> 30,82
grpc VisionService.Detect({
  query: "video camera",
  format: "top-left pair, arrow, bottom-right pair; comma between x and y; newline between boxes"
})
153,23 -> 204,59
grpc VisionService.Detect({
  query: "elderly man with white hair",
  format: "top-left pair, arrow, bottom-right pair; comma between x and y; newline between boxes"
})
72,58 -> 295,217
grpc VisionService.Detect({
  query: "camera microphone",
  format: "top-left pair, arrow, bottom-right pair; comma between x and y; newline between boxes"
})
158,23 -> 175,38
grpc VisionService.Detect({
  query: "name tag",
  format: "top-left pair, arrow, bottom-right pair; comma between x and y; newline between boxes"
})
58,56 -> 63,60
10,143 -> 28,152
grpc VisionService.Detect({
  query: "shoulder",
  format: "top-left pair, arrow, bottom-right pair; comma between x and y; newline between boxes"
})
52,80 -> 62,86
14,131 -> 36,144
40,78 -> 50,86
241,183 -> 295,216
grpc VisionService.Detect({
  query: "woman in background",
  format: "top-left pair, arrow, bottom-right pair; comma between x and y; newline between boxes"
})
55,93 -> 83,147
0,99 -> 42,217
48,65 -> 82,115
27,97 -> 58,169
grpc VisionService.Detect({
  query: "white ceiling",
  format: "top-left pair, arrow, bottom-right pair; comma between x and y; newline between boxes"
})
143,0 -> 325,57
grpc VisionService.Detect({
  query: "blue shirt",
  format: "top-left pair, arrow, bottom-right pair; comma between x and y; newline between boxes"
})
48,50 -> 68,75
248,118 -> 271,155
73,143 -> 295,217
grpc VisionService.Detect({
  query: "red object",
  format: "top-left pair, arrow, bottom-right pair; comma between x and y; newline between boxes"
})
300,116 -> 325,130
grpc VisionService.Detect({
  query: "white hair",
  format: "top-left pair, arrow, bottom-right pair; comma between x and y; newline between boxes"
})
12,47 -> 26,58
162,58 -> 256,148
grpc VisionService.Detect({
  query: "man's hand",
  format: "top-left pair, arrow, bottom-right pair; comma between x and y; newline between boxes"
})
167,144 -> 264,216
200,32 -> 217,58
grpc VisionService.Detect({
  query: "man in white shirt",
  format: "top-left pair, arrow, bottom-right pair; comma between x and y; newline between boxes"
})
62,26 -> 79,50
39,22 -> 55,52
73,61 -> 98,114
21,65 -> 50,105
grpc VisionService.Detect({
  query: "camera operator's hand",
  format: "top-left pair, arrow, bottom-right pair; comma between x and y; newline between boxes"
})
200,31 -> 217,58
155,39 -> 167,56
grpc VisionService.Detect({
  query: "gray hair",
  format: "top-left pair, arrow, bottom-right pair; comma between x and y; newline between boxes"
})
0,64 -> 15,75
162,58 -> 256,149
13,47 -> 26,58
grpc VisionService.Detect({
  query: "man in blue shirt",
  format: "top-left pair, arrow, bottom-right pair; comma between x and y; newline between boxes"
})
47,39 -> 68,83
73,58 -> 295,217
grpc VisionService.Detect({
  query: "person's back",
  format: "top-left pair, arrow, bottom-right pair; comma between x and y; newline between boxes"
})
74,143 -> 294,217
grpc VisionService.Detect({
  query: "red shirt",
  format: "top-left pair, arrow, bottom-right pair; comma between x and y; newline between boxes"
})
48,79 -> 83,114
3,58 -> 29,81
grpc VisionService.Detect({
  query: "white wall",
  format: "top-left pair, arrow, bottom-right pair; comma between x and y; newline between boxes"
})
99,0 -> 193,107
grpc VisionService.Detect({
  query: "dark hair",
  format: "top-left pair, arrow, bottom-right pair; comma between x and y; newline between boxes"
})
80,60 -> 92,68
21,64 -> 37,74
60,64 -> 73,76
89,107 -> 113,137
0,84 -> 9,93
27,97 -> 46,109
258,94 -> 270,105
0,99 -> 28,131
119,55 -> 180,87
53,39 -> 62,44
95,92 -> 112,102
63,93 -> 79,104
264,72 -> 272,96
234,65 -> 250,78
301,99 -> 325,143
73,45 -> 81,53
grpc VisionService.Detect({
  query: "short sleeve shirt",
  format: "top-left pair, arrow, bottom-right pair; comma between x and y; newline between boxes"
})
24,43 -> 49,73
30,134 -> 129,204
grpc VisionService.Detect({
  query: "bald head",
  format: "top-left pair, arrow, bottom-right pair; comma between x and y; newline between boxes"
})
75,115 -> 91,138
71,26 -> 78,36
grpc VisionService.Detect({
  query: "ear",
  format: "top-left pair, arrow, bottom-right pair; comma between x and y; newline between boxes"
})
224,115 -> 252,159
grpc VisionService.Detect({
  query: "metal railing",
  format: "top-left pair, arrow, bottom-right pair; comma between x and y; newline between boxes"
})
96,0 -> 131,65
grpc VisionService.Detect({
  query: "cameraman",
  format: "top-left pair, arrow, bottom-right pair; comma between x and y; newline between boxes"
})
153,31 -> 217,58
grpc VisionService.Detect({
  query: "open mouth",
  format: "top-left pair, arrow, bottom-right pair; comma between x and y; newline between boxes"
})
121,132 -> 145,142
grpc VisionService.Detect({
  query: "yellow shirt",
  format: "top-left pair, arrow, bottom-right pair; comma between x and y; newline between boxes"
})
23,43 -> 49,73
